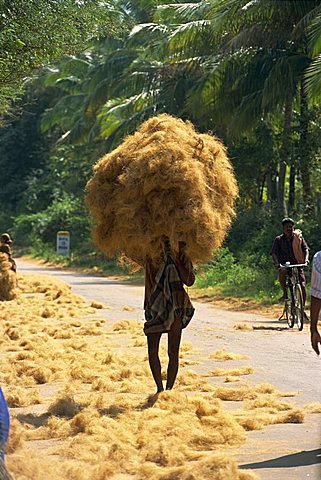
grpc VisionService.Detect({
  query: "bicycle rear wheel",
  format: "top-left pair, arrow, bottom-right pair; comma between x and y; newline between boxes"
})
285,300 -> 294,328
294,284 -> 304,331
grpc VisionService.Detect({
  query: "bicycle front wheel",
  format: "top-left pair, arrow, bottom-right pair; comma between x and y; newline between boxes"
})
294,284 -> 304,331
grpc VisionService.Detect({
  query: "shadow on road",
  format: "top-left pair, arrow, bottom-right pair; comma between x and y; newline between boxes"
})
240,448 -> 321,469
17,412 -> 50,428
253,325 -> 289,331
71,280 -> 131,286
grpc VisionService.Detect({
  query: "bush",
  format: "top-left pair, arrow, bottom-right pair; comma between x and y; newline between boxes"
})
195,248 -> 279,301
12,193 -> 91,251
226,204 -> 280,260
195,248 -> 236,288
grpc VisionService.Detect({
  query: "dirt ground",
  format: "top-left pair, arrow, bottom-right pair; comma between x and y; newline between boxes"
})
1,259 -> 321,480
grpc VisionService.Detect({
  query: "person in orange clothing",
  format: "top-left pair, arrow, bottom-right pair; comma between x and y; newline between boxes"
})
270,218 -> 309,304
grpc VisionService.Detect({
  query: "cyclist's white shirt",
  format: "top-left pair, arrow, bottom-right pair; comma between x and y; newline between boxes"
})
311,251 -> 321,299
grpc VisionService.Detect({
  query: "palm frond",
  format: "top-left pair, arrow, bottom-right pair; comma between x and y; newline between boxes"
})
292,4 -> 321,40
262,54 -> 310,111
206,0 -> 262,35
87,49 -> 139,93
129,22 -> 170,44
167,20 -> 211,58
85,79 -> 113,116
59,117 -> 92,145
42,70 -> 64,87
54,77 -> 83,94
59,57 -> 92,78
98,94 -> 158,148
40,94 -> 86,132
225,24 -> 281,51
184,59 -> 222,119
305,54 -> 321,99
307,11 -> 321,55
155,2 -> 210,23
228,90 -> 263,138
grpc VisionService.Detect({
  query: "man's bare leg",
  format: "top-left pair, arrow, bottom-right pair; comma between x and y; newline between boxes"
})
278,269 -> 287,299
166,317 -> 182,390
147,332 -> 164,393
301,284 -> 306,306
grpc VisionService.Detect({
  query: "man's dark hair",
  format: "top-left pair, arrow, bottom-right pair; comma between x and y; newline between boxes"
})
282,217 -> 295,226
0,233 -> 12,244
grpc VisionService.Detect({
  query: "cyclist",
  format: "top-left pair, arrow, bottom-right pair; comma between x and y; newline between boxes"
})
270,218 -> 309,305
310,250 -> 321,355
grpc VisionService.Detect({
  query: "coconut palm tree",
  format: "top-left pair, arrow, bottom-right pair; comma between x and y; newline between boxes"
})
35,1 -> 162,150
157,0 -> 321,214
34,0 -> 321,214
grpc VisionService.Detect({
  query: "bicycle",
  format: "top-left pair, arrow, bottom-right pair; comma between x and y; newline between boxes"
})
279,262 -> 306,331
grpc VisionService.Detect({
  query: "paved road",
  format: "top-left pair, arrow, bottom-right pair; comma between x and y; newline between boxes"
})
17,258 -> 321,480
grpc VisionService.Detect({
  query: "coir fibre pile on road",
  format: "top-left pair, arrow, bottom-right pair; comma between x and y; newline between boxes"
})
85,114 -> 238,267
0,273 -> 314,480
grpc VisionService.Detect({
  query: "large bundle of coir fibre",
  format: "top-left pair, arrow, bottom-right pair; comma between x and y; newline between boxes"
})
85,114 -> 238,267
0,253 -> 17,300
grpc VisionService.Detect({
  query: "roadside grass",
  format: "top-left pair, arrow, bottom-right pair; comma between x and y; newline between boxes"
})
194,248 -> 280,304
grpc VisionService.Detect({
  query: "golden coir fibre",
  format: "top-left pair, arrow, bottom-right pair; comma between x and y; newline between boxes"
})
0,272 -> 313,480
85,114 -> 238,268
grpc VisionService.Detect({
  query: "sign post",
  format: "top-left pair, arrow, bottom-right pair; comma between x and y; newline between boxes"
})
56,231 -> 70,256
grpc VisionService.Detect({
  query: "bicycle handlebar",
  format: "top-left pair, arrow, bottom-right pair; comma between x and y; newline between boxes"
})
279,263 -> 307,268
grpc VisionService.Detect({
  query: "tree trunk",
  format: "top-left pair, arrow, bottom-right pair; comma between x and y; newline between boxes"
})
278,160 -> 287,215
266,169 -> 278,203
257,176 -> 265,204
278,98 -> 292,215
288,161 -> 295,212
299,79 -> 313,214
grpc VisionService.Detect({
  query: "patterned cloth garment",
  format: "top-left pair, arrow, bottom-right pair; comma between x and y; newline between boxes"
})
144,254 -> 195,335
311,251 -> 321,300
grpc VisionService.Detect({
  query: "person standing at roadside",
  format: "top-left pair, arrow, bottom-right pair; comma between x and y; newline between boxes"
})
310,250 -> 321,355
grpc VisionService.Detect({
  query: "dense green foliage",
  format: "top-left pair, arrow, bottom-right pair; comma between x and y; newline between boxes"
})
0,0 -> 120,117
1,0 -> 321,301
194,248 -> 279,301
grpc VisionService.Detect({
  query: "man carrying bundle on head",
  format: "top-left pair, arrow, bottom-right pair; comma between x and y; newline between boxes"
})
0,234 -> 17,301
144,236 -> 195,392
86,114 -> 238,393
0,234 -> 16,273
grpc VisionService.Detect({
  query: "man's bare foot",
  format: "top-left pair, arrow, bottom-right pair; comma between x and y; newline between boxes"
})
147,391 -> 163,406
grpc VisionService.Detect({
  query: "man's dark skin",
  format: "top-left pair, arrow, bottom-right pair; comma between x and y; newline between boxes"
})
310,296 -> 321,354
271,221 -> 309,304
145,238 -> 195,393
